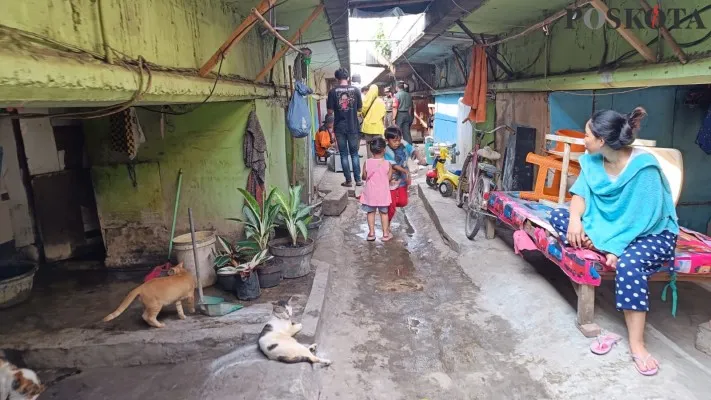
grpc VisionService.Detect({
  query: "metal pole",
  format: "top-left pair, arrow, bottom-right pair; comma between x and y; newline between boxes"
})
188,208 -> 204,305
305,58 -> 313,203
167,169 -> 183,260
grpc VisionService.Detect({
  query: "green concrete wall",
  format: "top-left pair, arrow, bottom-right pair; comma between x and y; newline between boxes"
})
84,100 -> 288,267
1,0 -> 276,79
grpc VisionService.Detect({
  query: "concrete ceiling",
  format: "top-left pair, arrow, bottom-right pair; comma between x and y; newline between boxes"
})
229,0 -> 349,70
405,33 -> 474,64
349,0 -> 432,15
450,0 -> 577,35
324,0 -> 351,69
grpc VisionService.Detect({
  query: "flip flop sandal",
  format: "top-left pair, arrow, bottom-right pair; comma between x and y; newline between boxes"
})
366,234 -> 376,242
381,234 -> 393,242
631,354 -> 659,376
590,331 -> 623,355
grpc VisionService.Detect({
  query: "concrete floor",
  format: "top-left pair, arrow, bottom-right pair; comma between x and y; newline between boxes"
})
0,267 -> 312,334
12,159 -> 711,399
312,186 -> 711,399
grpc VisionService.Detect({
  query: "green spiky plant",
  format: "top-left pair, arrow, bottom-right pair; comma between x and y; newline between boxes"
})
213,235 -> 272,277
274,185 -> 314,247
228,188 -> 281,253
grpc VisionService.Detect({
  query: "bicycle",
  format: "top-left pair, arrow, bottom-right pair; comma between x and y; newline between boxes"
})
456,125 -> 514,239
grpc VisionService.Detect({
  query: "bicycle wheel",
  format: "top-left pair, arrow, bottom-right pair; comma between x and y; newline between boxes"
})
465,174 -> 490,240
456,154 -> 472,208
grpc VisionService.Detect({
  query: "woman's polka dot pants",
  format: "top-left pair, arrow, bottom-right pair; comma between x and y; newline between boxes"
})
549,208 -> 677,312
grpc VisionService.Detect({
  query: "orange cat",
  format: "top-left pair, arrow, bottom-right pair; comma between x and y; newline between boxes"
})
103,264 -> 196,328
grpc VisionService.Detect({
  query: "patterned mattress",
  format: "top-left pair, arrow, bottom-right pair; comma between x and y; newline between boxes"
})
487,192 -> 711,286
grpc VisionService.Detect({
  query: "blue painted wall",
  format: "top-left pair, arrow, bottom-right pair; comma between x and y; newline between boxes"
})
433,94 -> 461,144
549,86 -> 711,233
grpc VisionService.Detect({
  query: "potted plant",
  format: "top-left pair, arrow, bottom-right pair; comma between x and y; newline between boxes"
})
230,249 -> 272,300
274,206 -> 323,241
229,188 -> 283,288
268,185 -> 315,279
213,236 -> 246,292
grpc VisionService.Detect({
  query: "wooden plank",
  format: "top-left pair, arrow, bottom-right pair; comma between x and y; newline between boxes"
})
545,134 -> 656,147
601,272 -> 711,282
558,142 -> 571,204
639,0 -> 688,64
485,216 -> 496,239
199,0 -> 275,77
252,8 -> 304,55
575,284 -> 598,336
589,0 -> 655,62
255,5 -> 324,82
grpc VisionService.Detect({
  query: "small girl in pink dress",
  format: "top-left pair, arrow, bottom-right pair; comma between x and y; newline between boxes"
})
360,137 -> 393,241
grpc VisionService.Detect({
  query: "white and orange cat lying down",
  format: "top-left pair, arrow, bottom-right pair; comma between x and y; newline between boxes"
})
0,359 -> 44,400
258,297 -> 331,365
103,263 -> 196,328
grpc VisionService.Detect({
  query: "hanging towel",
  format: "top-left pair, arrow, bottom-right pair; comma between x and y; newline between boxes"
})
696,105 -> 711,155
244,110 -> 267,207
244,110 -> 267,185
462,46 -> 488,124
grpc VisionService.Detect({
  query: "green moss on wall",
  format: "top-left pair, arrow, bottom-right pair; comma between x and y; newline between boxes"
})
85,100 -> 288,266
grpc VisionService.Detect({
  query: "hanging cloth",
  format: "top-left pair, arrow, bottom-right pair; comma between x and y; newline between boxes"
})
244,110 -> 267,206
293,48 -> 312,82
462,46 -> 488,124
696,104 -> 711,155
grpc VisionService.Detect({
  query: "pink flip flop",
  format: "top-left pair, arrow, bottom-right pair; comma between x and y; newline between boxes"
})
381,233 -> 393,242
590,331 -> 622,355
632,354 -> 659,376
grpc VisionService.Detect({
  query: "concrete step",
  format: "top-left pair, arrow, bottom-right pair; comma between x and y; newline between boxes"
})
0,303 -> 272,369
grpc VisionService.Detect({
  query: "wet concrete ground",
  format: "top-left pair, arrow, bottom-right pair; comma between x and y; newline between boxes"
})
0,266 -> 312,334
314,195 -> 551,399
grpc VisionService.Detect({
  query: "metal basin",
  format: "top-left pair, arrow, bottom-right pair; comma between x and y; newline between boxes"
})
0,261 -> 38,309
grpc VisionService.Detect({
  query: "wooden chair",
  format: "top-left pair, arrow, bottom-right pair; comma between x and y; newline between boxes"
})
519,153 -> 581,203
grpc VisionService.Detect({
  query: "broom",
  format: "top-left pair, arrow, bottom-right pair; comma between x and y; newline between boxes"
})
144,169 -> 183,281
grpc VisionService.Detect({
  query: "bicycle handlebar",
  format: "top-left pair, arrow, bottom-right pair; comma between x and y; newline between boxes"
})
473,125 -> 515,137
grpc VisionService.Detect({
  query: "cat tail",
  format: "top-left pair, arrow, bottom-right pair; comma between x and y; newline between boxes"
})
103,287 -> 141,322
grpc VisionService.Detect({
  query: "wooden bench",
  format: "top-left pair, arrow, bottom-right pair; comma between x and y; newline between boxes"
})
487,135 -> 706,337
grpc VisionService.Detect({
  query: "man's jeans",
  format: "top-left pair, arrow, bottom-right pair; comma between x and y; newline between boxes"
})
335,131 -> 361,183
396,113 -> 413,144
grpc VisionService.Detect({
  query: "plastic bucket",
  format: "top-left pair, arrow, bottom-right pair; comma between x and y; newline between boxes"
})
173,231 -> 217,288
0,261 -> 38,309
552,130 -> 586,153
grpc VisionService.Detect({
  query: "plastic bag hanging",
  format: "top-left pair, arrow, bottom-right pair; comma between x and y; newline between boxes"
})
287,81 -> 313,138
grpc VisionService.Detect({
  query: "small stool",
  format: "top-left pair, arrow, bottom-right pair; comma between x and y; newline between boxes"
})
519,153 -> 581,203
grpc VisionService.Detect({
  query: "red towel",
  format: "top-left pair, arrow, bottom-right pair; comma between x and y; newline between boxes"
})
462,46 -> 488,124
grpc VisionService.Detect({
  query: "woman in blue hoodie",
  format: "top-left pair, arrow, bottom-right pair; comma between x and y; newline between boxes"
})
549,107 -> 679,376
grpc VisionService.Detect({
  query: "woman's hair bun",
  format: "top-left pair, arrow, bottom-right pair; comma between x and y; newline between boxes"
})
627,107 -> 647,132
590,106 -> 647,150
619,107 -> 647,146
